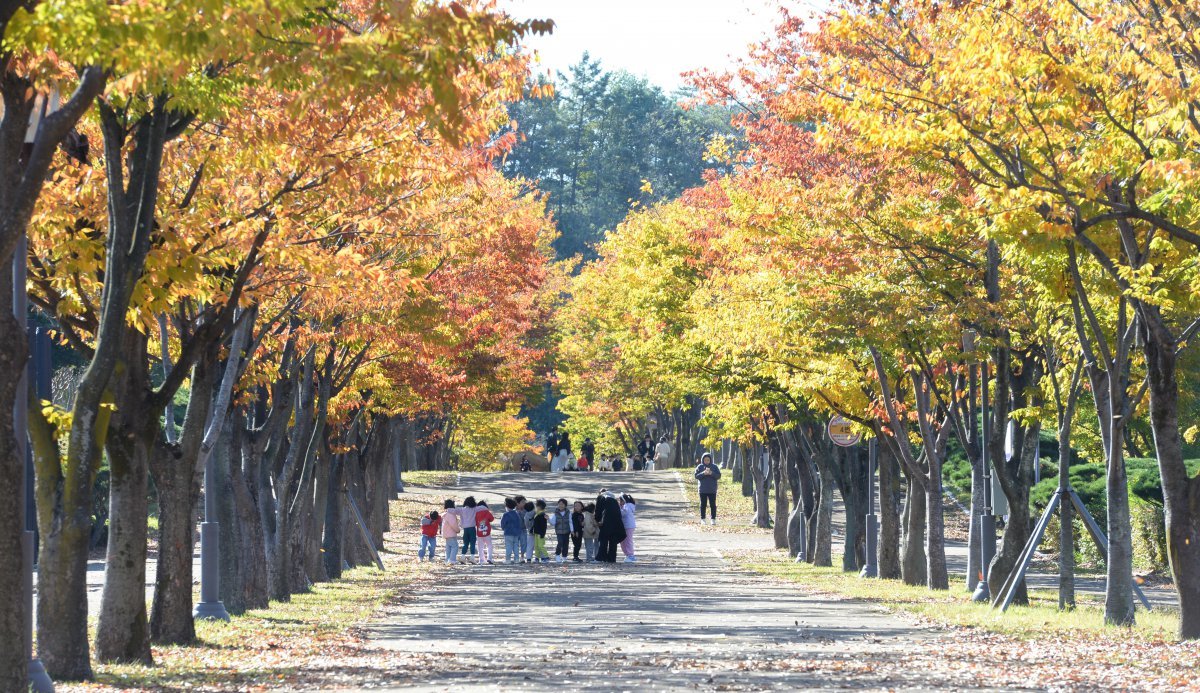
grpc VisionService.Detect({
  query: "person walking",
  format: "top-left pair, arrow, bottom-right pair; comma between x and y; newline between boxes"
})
418,510 -> 440,561
694,452 -> 721,525
637,434 -> 653,461
532,500 -> 551,562
501,498 -> 523,563
581,438 -> 595,470
653,435 -> 672,470
582,503 -> 599,561
619,494 -> 638,562
460,496 -> 479,563
475,500 -> 495,565
441,500 -> 462,562
570,501 -> 586,562
552,499 -> 573,563
594,490 -> 626,563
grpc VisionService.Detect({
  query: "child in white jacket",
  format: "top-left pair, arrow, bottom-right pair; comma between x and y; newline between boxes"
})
619,494 -> 637,563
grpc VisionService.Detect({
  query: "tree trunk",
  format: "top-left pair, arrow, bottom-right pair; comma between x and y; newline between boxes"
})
0,266 -> 30,688
148,362 -> 212,644
877,438 -> 902,580
901,475 -> 927,586
967,456 -> 984,592
1058,422 -> 1075,610
771,436 -> 789,550
95,346 -> 154,663
1142,306 -> 1200,638
750,444 -> 771,529
839,447 -> 867,573
811,449 -> 834,567
323,450 -> 345,580
231,417 -> 269,612
988,420 -> 1038,605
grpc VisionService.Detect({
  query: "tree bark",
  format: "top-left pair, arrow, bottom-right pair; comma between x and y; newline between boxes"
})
901,474 -> 927,586
95,336 -> 155,663
148,361 -> 212,644
877,436 -> 902,580
1140,304 -> 1200,638
0,262 -> 30,688
770,434 -> 789,550
811,447 -> 835,567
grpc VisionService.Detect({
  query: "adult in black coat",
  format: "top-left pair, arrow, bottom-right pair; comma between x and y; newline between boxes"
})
594,491 -> 626,562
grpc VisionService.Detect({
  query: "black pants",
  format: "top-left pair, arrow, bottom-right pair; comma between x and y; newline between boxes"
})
555,533 -> 570,557
596,535 -> 620,562
700,492 -> 717,519
571,531 -> 582,559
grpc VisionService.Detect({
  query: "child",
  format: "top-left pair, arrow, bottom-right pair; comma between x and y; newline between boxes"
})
419,510 -> 440,561
582,502 -> 599,562
619,494 -> 637,563
459,496 -> 478,564
512,495 -> 528,560
523,500 -> 537,563
570,501 -> 585,562
475,500 -> 495,565
501,497 -> 523,563
532,500 -> 550,562
552,498 -> 572,563
441,499 -> 461,563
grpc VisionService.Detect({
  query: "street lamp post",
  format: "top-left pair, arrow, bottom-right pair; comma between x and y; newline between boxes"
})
860,437 -> 878,578
964,329 -> 995,603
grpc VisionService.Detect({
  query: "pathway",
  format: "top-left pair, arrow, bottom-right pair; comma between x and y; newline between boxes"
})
369,472 -> 990,690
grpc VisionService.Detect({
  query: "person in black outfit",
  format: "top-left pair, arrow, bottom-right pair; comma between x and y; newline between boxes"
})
546,430 -> 559,458
581,438 -> 595,467
570,501 -> 585,562
637,434 -> 653,459
559,431 -> 572,456
594,490 -> 626,562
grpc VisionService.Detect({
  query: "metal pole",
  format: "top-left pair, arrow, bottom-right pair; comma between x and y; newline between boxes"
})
860,437 -> 878,578
973,359 -> 995,603
193,435 -> 229,621
15,237 -> 54,691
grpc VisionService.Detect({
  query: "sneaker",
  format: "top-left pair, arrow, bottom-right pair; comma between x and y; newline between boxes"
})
556,556 -> 564,564
487,561 -> 495,565
623,556 -> 636,563
573,558 -> 582,563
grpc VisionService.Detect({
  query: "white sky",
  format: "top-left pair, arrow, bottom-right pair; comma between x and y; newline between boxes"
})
502,1 -> 832,91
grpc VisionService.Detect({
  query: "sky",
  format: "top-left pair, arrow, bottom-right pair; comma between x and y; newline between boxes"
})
501,1 -> 831,91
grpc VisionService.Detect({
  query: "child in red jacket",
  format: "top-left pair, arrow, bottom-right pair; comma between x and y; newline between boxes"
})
419,510 -> 440,561
475,501 -> 496,565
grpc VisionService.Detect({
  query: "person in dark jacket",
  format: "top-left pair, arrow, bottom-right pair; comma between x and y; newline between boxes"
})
694,452 -> 721,524
559,431 -> 572,455
637,434 -> 653,459
580,438 -> 596,468
594,490 -> 626,562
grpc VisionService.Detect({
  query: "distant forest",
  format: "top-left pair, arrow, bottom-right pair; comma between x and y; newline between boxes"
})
501,54 -> 738,260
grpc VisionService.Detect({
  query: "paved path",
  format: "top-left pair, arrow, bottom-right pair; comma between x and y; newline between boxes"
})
368,472 -> 982,691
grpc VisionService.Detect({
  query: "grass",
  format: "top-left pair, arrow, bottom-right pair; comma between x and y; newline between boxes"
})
402,470 -> 459,488
65,494 -> 444,692
733,549 -> 1181,642
676,469 -> 765,532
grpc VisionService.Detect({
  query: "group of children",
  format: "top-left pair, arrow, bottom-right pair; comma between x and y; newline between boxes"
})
419,491 -> 638,565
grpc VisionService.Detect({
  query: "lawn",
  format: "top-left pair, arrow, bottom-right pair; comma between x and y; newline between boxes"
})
402,470 -> 460,488
64,494 -> 445,692
731,549 -> 1198,689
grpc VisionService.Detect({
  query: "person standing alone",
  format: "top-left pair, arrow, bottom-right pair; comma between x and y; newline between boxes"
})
694,452 -> 721,525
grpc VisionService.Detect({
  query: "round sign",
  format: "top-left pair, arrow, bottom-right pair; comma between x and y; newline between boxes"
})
827,415 -> 861,447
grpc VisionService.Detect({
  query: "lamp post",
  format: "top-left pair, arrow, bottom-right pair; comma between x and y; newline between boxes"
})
17,96 -> 56,693
860,437 -> 878,578
964,329 -> 995,603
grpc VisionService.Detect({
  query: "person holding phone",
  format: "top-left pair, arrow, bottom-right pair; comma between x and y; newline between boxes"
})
694,452 -> 721,525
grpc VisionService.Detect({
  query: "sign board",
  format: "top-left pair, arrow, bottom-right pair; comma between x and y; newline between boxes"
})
827,415 -> 861,447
